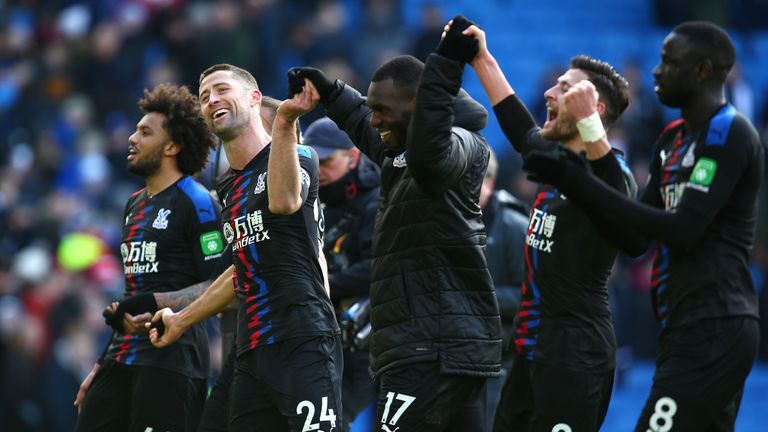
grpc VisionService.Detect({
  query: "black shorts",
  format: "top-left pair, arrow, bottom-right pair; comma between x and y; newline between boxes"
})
493,353 -> 614,432
75,361 -> 206,432
197,349 -> 236,432
374,361 -> 487,432
634,316 -> 759,432
229,335 -> 343,432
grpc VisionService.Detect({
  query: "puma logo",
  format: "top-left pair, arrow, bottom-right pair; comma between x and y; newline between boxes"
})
381,425 -> 400,432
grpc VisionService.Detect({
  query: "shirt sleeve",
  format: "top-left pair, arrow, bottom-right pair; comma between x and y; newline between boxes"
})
297,145 -> 319,204
188,193 -> 225,281
579,151 -> 649,257
677,115 -> 758,219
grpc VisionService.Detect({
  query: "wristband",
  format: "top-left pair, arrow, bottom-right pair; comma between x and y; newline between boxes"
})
576,111 -> 606,142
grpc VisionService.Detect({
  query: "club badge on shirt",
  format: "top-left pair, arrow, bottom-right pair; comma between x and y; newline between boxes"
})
255,172 -> 267,194
153,209 -> 171,229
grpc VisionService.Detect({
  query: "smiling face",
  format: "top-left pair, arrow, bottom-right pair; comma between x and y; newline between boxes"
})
198,70 -> 258,140
127,112 -> 170,178
541,68 -> 591,142
366,78 -> 414,150
652,32 -> 700,108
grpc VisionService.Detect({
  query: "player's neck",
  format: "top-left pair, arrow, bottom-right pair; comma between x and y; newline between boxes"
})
564,136 -> 587,154
680,89 -> 727,133
145,166 -> 183,198
221,121 -> 271,170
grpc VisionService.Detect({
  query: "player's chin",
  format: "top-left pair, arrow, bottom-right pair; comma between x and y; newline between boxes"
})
656,93 -> 683,108
540,123 -> 556,140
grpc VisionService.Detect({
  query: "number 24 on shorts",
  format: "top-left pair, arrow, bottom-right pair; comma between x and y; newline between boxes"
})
296,396 -> 336,432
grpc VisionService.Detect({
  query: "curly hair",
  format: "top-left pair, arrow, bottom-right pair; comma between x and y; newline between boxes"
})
569,55 -> 630,128
138,83 -> 215,175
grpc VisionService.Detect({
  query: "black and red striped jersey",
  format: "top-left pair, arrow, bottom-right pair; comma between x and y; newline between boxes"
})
217,144 -> 338,355
645,104 -> 762,328
494,94 -> 637,372
512,133 -> 635,372
105,176 -> 223,379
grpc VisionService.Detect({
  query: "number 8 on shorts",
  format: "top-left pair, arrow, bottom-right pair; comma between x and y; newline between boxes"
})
647,397 -> 677,432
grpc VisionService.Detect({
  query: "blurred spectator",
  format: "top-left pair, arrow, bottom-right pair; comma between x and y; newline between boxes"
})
610,57 -> 665,189
354,0 -> 411,79
411,2 -> 444,62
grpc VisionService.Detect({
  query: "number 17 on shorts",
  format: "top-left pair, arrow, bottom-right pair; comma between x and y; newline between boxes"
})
379,392 -> 416,431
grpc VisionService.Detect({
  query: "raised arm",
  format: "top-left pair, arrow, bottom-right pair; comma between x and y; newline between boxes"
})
268,81 -> 317,214
288,67 -> 387,165
406,16 -> 489,190
460,24 -> 513,106
459,23 -> 538,154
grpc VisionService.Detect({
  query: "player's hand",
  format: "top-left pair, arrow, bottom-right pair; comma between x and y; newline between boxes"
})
147,308 -> 185,348
436,15 -> 479,63
523,146 -> 592,189
287,67 -> 336,102
103,293 -> 158,333
103,302 -> 123,333
122,311 -> 152,335
278,79 -> 320,122
564,80 -> 600,122
74,362 -> 100,414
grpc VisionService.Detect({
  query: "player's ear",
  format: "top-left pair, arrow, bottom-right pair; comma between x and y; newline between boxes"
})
165,141 -> 181,156
251,89 -> 262,108
696,59 -> 713,82
596,101 -> 606,117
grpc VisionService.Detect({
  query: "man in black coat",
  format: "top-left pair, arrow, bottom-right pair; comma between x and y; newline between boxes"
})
288,15 -> 502,432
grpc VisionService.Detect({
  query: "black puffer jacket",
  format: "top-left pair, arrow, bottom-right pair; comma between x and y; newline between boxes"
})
325,54 -> 502,377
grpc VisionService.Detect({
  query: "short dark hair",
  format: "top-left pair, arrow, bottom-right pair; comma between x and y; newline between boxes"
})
199,63 -> 259,90
371,55 -> 425,98
569,55 -> 630,128
672,21 -> 735,81
138,83 -> 215,175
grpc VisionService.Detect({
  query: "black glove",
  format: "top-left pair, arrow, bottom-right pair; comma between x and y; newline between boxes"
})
287,67 -> 337,102
522,146 -> 592,190
103,293 -> 158,333
436,15 -> 479,63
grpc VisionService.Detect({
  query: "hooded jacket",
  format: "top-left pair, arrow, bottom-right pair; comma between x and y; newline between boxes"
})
325,53 -> 502,377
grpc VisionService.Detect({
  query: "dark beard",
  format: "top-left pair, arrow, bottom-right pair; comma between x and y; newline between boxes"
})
127,154 -> 162,178
541,122 -> 578,142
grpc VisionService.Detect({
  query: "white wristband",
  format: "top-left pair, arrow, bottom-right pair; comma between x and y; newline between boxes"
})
576,111 -> 606,142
